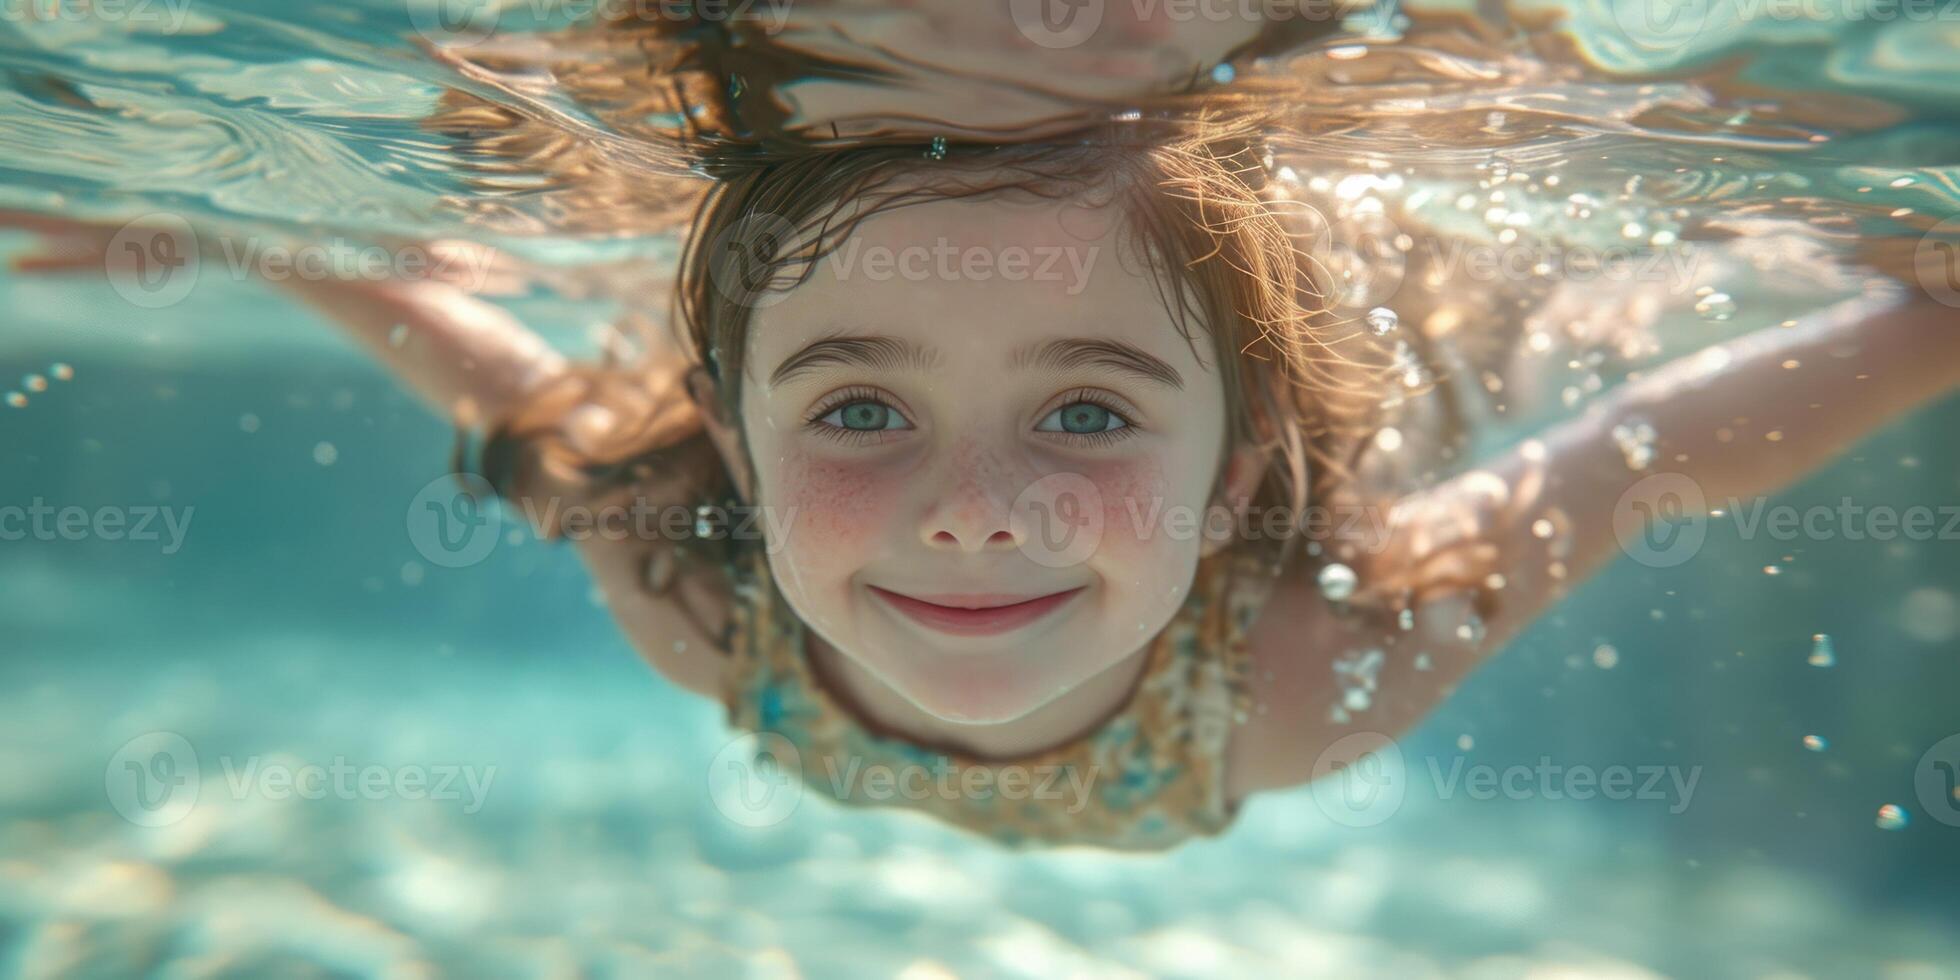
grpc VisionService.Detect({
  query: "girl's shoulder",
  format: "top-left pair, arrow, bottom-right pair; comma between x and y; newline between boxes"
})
1224,518 -> 1504,806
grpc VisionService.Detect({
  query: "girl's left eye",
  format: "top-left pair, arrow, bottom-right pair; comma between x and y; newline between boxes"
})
1035,400 -> 1133,438
814,398 -> 910,433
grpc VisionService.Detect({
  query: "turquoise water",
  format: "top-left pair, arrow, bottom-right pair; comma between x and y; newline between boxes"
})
4,3 -> 1960,978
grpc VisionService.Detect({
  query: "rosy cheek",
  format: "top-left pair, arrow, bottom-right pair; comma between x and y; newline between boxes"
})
772,450 -> 895,554
1075,456 -> 1170,553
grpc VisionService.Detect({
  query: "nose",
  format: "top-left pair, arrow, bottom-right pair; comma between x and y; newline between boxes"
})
918,442 -> 1025,555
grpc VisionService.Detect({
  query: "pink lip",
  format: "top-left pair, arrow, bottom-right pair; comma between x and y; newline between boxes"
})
868,584 -> 1085,638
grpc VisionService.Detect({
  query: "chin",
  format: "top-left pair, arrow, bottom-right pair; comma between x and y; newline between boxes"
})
884,648 -> 1062,725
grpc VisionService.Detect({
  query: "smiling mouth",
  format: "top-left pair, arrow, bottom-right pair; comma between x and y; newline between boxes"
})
867,584 -> 1086,638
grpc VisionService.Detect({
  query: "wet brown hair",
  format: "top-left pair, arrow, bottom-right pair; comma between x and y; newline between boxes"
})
675,118 -> 1396,575
463,119 -> 1409,644
437,12 -> 1489,637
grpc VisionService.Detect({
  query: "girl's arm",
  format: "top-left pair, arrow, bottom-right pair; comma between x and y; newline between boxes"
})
9,213 -> 734,696
1432,289 -> 1960,657
278,257 -> 566,428
5,213 -> 565,427
1228,290 -> 1958,801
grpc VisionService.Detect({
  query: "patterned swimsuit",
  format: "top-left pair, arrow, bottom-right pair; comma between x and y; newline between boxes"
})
718,547 -> 1281,851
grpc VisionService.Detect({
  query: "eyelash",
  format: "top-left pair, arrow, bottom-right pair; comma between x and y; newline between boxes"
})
804,385 -> 905,447
1038,388 -> 1140,446
801,386 -> 1141,447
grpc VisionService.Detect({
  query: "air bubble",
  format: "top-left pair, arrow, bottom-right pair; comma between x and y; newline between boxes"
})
1364,306 -> 1399,336
1875,804 -> 1909,831
1694,292 -> 1736,321
1802,735 -> 1827,752
313,442 -> 338,466
50,363 -> 74,381
1593,644 -> 1619,669
23,375 -> 47,393
1318,562 -> 1358,602
4,392 -> 24,408
1808,634 -> 1835,667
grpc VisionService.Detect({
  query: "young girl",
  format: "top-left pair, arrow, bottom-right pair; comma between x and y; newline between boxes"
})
15,9 -> 1958,852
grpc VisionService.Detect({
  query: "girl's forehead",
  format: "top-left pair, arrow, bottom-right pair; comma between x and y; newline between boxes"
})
833,191 -> 1126,253
734,182 -> 1218,386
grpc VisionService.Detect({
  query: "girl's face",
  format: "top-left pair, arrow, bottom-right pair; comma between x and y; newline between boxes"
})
736,192 -> 1239,724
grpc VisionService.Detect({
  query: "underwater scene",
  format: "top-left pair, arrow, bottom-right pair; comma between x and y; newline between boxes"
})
2,1 -> 1959,977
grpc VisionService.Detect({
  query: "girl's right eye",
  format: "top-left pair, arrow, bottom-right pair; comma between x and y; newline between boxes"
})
806,390 -> 913,444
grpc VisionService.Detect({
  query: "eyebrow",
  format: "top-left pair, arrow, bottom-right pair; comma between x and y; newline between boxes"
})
768,334 -> 1184,390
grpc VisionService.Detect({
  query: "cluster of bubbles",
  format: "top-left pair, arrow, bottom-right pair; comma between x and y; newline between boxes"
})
5,363 -> 74,408
1693,289 -> 1737,322
1331,647 -> 1386,721
1610,419 -> 1658,470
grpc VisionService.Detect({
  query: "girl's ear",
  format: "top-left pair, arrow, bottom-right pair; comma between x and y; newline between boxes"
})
1201,442 -> 1268,559
685,364 -> 755,503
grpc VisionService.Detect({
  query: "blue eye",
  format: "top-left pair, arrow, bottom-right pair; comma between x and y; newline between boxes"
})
1037,400 -> 1130,436
815,398 -> 910,432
